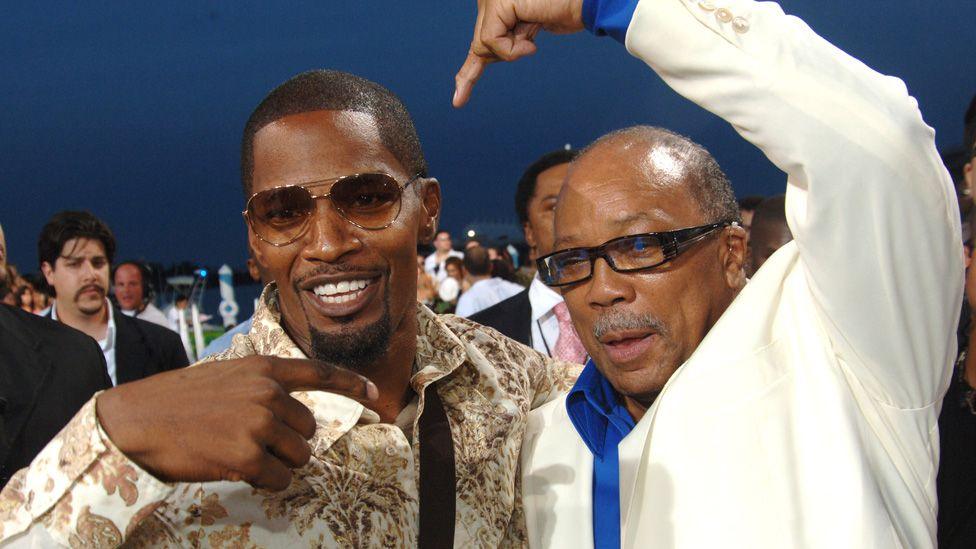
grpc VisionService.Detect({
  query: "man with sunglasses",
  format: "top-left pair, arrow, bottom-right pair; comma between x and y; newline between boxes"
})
454,0 -> 961,547
0,70 -> 579,547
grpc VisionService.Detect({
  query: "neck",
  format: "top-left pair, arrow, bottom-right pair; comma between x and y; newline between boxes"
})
361,316 -> 417,423
469,274 -> 490,284
623,395 -> 650,422
56,300 -> 108,341
283,308 -> 417,424
436,249 -> 451,259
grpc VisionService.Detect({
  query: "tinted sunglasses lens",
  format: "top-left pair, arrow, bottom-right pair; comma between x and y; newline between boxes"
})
249,186 -> 314,244
330,173 -> 402,229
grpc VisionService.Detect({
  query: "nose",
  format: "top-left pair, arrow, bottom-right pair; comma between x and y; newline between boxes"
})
584,257 -> 635,309
81,259 -> 98,281
299,199 -> 363,263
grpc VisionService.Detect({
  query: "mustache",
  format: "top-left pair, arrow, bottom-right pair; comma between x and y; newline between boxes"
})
292,263 -> 387,288
74,284 -> 105,300
592,309 -> 667,340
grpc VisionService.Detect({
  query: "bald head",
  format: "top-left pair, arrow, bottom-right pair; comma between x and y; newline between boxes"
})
571,126 -> 739,224
747,194 -> 792,275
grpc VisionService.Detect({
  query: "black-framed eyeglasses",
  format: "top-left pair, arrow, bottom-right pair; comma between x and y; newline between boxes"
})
536,220 -> 737,287
243,172 -> 421,247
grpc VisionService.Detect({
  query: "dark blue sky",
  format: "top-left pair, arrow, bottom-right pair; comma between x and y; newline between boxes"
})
3,1 -> 974,272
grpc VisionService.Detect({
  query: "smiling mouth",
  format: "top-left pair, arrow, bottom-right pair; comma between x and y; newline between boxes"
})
311,278 -> 373,304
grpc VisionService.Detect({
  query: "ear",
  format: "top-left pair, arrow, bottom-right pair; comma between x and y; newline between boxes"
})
417,178 -> 442,244
719,223 -> 748,290
523,222 -> 538,260
965,161 -> 975,198
247,230 -> 270,276
41,261 -> 55,286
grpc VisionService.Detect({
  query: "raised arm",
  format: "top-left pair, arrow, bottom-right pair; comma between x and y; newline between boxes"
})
457,0 -> 962,408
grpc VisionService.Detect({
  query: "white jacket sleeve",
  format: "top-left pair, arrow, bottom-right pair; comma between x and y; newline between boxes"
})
623,0 -> 962,407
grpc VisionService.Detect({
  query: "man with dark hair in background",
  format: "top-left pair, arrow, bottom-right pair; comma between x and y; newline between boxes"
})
1,69 -> 578,547
0,221 -> 112,489
454,245 -> 523,317
745,194 -> 792,277
737,195 -> 764,236
37,211 -> 188,386
113,260 -> 169,329
472,149 -> 588,364
936,91 -> 976,549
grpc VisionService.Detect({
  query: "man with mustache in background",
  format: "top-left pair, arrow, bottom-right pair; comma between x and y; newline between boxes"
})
39,211 -> 188,385
453,0 -> 963,547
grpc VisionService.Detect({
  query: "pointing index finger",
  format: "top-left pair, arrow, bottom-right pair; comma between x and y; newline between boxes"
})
269,358 -> 378,401
454,50 -> 488,108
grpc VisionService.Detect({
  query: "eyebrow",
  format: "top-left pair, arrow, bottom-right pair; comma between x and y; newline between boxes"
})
554,210 -> 658,250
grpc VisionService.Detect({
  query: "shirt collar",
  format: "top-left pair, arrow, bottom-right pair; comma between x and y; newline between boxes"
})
51,298 -> 116,350
528,275 -> 564,323
566,358 -> 636,458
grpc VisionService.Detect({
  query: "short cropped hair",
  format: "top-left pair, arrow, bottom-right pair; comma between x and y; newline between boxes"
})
515,149 -> 579,225
463,246 -> 491,277
580,126 -> 740,224
38,211 -> 116,270
241,70 -> 427,197
737,195 -> 765,212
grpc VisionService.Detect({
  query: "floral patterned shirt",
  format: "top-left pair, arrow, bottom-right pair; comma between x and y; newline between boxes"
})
0,287 -> 580,547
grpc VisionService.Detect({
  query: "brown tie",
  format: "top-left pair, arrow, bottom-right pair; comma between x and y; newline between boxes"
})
418,384 -> 456,548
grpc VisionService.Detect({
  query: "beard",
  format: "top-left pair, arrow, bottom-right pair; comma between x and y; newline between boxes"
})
307,290 -> 393,372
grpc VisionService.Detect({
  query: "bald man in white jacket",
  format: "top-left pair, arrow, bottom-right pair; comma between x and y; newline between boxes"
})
456,0 -> 962,547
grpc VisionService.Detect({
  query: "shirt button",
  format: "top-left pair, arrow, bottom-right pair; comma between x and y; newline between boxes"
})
385,445 -> 398,456
716,8 -> 733,23
698,0 -> 716,11
732,16 -> 750,33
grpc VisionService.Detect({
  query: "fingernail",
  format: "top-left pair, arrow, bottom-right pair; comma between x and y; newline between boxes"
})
366,381 -> 379,401
452,88 -> 459,105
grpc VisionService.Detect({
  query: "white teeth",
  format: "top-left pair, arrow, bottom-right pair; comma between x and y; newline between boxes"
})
312,279 -> 371,301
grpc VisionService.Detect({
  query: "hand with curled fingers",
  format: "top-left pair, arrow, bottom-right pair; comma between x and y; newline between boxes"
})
454,0 -> 585,108
96,356 -> 378,491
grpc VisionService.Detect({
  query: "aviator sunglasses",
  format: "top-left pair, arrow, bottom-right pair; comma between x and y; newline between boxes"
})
243,172 -> 421,246
537,220 -> 737,287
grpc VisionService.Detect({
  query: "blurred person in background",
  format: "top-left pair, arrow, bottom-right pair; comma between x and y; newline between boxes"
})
113,261 -> 170,329
737,194 -> 764,237
417,253 -> 437,306
39,211 -> 188,386
14,284 -> 35,314
424,229 -> 464,282
434,255 -> 465,313
455,246 -> 523,317
745,194 -> 792,277
936,93 -> 976,549
472,149 -> 586,362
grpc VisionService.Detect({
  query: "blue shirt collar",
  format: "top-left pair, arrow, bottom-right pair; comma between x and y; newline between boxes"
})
566,359 -> 636,458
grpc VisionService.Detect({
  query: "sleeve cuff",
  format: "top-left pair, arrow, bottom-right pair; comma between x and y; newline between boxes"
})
582,0 -> 640,44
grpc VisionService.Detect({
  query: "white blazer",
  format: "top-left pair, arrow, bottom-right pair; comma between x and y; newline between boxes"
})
521,1 -> 962,548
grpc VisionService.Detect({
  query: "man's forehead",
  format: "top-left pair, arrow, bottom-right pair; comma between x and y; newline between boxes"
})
554,148 -> 700,248
60,238 -> 107,259
251,109 -> 403,190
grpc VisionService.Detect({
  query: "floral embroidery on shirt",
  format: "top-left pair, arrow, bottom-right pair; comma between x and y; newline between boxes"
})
0,285 -> 581,547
